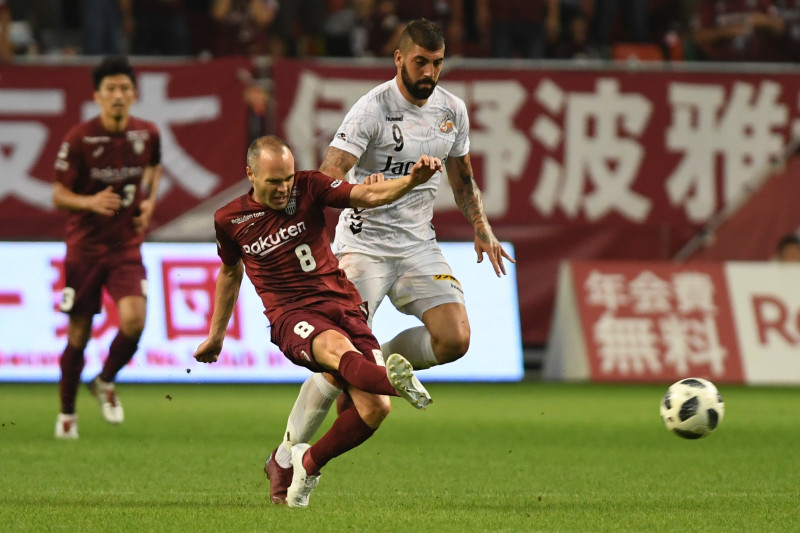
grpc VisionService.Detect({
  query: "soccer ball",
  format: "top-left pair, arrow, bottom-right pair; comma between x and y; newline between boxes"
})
660,377 -> 724,439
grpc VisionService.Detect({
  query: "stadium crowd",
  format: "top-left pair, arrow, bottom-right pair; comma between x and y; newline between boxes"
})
2,0 -> 800,63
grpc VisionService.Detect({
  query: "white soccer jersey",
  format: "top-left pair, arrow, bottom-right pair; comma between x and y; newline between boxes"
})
330,78 -> 470,257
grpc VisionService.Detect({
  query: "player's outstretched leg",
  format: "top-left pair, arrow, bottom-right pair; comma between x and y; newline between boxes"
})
386,353 -> 432,410
88,375 -> 124,424
286,443 -> 320,508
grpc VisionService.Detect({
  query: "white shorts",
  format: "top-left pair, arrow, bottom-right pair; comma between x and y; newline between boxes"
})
337,241 -> 466,327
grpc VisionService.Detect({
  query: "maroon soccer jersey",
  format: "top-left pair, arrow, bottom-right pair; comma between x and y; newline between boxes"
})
54,116 -> 161,256
214,170 -> 361,323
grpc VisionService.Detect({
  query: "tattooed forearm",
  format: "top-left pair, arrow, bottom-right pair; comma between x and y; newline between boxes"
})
449,154 -> 491,236
319,147 -> 356,180
454,176 -> 487,228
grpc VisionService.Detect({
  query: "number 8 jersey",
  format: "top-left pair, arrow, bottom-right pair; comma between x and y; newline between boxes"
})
330,79 -> 470,257
214,170 -> 362,323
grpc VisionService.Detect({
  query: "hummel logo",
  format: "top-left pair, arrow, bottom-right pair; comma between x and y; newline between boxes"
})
385,115 -> 403,121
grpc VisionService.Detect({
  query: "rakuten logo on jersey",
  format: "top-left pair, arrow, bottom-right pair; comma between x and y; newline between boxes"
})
90,166 -> 144,182
243,222 -> 307,256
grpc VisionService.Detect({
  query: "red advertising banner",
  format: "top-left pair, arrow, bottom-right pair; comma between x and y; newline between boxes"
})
0,57 -> 250,240
271,59 -> 800,344
568,262 -> 744,383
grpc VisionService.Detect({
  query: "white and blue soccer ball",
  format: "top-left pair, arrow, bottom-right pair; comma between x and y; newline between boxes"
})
660,378 -> 725,439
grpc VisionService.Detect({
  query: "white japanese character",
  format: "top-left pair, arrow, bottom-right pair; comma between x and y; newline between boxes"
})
594,312 -> 661,374
666,81 -> 787,222
585,270 -> 628,311
629,271 -> 672,313
532,78 -> 653,221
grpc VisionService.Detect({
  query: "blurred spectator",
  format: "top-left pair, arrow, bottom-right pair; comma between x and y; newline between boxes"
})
776,233 -> 800,262
210,0 -> 277,56
476,0 -> 559,59
590,0 -> 650,53
0,0 -> 11,61
552,0 -> 594,59
690,0 -> 790,62
270,0 -> 326,56
395,0 -> 463,55
349,0 -> 403,57
82,0 -> 133,54
131,0 -> 191,55
322,0 -> 357,56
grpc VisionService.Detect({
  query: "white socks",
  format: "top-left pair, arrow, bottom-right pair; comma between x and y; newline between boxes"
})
380,326 -> 439,370
275,373 -> 341,468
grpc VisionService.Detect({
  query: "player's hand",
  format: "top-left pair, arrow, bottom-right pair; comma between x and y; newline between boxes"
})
133,198 -> 155,233
409,155 -> 443,185
193,338 -> 224,364
90,186 -> 122,216
475,231 -> 516,277
363,172 -> 385,185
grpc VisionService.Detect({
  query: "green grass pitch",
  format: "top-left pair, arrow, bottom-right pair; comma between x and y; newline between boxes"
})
1,381 -> 798,532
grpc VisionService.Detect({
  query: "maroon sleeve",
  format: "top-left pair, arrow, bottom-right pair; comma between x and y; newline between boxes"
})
306,170 -> 355,209
214,215 -> 242,266
149,122 -> 162,166
53,125 -> 84,188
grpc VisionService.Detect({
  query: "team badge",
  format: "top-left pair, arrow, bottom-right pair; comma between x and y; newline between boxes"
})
284,188 -> 298,215
284,197 -> 297,215
128,130 -> 148,155
437,110 -> 455,134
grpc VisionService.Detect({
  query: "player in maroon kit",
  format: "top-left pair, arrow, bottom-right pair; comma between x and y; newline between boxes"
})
52,56 -> 162,439
193,135 -> 440,507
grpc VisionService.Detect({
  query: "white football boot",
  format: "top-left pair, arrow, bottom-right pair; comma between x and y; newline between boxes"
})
286,443 -> 320,508
55,413 -> 78,439
386,353 -> 432,410
88,376 -> 124,424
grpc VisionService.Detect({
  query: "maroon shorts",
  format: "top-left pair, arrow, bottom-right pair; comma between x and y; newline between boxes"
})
270,300 -> 380,375
59,252 -> 147,316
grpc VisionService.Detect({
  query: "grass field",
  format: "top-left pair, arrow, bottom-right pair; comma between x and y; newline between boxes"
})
1,381 -> 799,532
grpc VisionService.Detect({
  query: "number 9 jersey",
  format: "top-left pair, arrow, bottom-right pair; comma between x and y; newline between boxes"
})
214,170 -> 362,323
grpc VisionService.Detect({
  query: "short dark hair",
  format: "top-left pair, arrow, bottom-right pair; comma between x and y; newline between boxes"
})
92,56 -> 136,90
398,18 -> 445,53
777,233 -> 800,253
247,135 -> 291,170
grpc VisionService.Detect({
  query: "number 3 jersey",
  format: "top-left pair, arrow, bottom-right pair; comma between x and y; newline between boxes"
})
214,170 -> 362,323
330,79 -> 470,257
53,116 -> 161,256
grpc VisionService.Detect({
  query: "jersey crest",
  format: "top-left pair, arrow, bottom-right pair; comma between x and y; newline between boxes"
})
438,110 -> 455,134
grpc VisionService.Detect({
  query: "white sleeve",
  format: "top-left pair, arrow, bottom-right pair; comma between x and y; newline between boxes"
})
449,98 -> 470,158
329,96 -> 379,159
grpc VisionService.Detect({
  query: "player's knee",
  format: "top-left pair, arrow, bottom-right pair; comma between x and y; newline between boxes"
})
119,317 -> 145,339
433,327 -> 470,364
358,395 -> 391,428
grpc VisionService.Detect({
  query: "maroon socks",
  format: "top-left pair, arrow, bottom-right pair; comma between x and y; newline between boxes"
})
337,351 -> 398,397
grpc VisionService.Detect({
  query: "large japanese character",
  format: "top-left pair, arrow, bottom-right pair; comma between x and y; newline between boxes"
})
629,271 -> 672,313
532,78 -> 652,221
666,81 -> 787,222
594,312 -> 661,374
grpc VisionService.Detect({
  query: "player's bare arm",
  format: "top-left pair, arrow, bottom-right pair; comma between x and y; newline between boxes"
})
445,154 -> 515,277
133,164 -> 162,233
52,181 -> 122,216
350,155 -> 442,207
193,260 -> 244,364
318,146 -> 358,180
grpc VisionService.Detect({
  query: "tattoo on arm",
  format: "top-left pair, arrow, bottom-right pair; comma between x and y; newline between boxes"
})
450,155 -> 490,239
319,148 -> 355,180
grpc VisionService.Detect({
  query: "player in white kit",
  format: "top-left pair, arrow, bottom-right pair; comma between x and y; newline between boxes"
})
265,19 -> 515,504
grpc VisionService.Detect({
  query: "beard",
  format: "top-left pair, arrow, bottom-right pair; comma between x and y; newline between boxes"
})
401,63 -> 437,100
